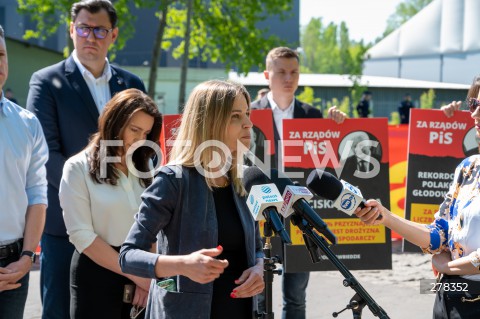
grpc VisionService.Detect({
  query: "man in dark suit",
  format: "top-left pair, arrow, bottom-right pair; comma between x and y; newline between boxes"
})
26,1 -> 146,318
339,131 -> 380,180
398,93 -> 414,124
251,47 -> 345,319
356,90 -> 372,118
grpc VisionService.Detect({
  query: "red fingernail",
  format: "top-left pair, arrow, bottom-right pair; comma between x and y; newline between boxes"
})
230,293 -> 236,298
217,245 -> 223,250
233,290 -> 237,293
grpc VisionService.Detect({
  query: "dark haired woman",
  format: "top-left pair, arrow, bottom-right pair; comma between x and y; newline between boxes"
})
59,88 -> 162,318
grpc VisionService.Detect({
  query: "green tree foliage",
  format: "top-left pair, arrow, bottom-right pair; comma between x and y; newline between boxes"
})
162,0 -> 292,75
296,87 -> 350,118
148,1 -> 170,99
325,97 -> 350,118
177,0 -> 193,112
17,0 -> 155,57
300,17 -> 368,75
382,0 -> 433,39
420,89 -> 435,109
17,0 -> 292,103
298,17 -> 377,118
390,112 -> 400,125
296,87 -> 321,108
161,0 -> 292,108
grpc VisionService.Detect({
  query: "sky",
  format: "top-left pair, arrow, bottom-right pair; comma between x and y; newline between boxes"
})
300,0 -> 404,44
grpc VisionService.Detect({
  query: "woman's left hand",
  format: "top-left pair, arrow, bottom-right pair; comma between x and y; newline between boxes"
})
132,285 -> 149,308
231,263 -> 264,298
432,251 -> 452,274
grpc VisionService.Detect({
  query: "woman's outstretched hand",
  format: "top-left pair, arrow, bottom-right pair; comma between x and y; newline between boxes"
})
181,246 -> 229,284
354,199 -> 385,225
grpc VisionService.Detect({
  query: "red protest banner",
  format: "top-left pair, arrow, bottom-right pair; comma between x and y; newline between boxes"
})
159,114 -> 182,164
280,118 -> 391,272
388,125 -> 409,239
404,109 -> 475,252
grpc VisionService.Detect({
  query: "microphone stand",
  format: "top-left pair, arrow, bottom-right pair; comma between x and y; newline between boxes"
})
256,222 -> 282,319
290,214 -> 390,319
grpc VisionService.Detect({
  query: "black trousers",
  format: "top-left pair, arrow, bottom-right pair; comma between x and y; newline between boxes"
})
70,249 -> 144,319
433,275 -> 480,319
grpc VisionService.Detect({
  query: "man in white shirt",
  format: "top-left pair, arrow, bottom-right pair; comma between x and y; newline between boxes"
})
0,24 -> 48,319
26,1 -> 146,317
251,46 -> 346,319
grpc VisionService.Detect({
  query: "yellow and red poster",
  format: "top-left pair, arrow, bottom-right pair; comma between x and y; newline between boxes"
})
241,112 -> 393,272
158,110 -> 393,271
404,109 -> 475,252
280,117 -> 391,271
388,125 -> 409,239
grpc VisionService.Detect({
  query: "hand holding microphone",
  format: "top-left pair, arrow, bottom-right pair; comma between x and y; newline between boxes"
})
306,169 -> 439,254
353,200 -> 386,225
306,169 -> 384,223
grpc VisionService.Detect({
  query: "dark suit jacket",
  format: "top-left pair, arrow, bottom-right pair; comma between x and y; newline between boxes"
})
251,96 -> 323,166
26,55 -> 146,236
356,100 -> 370,118
398,100 -> 414,124
340,155 -> 375,178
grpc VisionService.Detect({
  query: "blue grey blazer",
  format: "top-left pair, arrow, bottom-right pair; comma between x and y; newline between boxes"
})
119,165 -> 264,319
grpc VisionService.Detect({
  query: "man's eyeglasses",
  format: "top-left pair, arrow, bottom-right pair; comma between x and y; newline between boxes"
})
75,26 -> 112,39
467,98 -> 480,114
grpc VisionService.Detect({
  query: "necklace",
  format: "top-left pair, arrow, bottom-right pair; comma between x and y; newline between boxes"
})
215,176 -> 230,188
222,178 -> 230,187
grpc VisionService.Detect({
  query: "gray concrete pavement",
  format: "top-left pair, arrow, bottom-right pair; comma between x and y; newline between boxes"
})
24,241 -> 434,318
25,261 -> 41,319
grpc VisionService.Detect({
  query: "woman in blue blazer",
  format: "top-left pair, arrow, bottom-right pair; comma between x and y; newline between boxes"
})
120,80 -> 265,318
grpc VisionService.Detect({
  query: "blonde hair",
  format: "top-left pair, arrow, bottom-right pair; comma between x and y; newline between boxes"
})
266,47 -> 299,71
169,80 -> 251,195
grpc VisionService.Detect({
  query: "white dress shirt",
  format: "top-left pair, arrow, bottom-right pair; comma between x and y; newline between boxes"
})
267,91 -> 295,139
72,49 -> 112,114
60,151 -> 148,252
0,96 -> 48,242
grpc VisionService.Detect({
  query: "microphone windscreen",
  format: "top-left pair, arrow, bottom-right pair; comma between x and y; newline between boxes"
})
306,169 -> 343,200
268,169 -> 294,194
242,166 -> 270,193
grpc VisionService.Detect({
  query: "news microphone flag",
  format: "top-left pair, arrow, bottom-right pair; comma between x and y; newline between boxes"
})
279,185 -> 314,218
246,183 -> 284,221
332,180 -> 365,216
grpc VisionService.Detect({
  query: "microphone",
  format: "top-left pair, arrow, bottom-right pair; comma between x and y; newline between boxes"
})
306,169 -> 381,219
269,169 -> 337,245
243,166 -> 292,244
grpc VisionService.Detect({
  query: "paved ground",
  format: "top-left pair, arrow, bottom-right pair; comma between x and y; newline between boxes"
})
24,240 -> 435,318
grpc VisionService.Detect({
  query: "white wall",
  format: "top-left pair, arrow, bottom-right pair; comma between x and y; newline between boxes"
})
400,56 -> 441,82
364,52 -> 480,85
443,52 -> 480,84
363,59 -> 399,78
